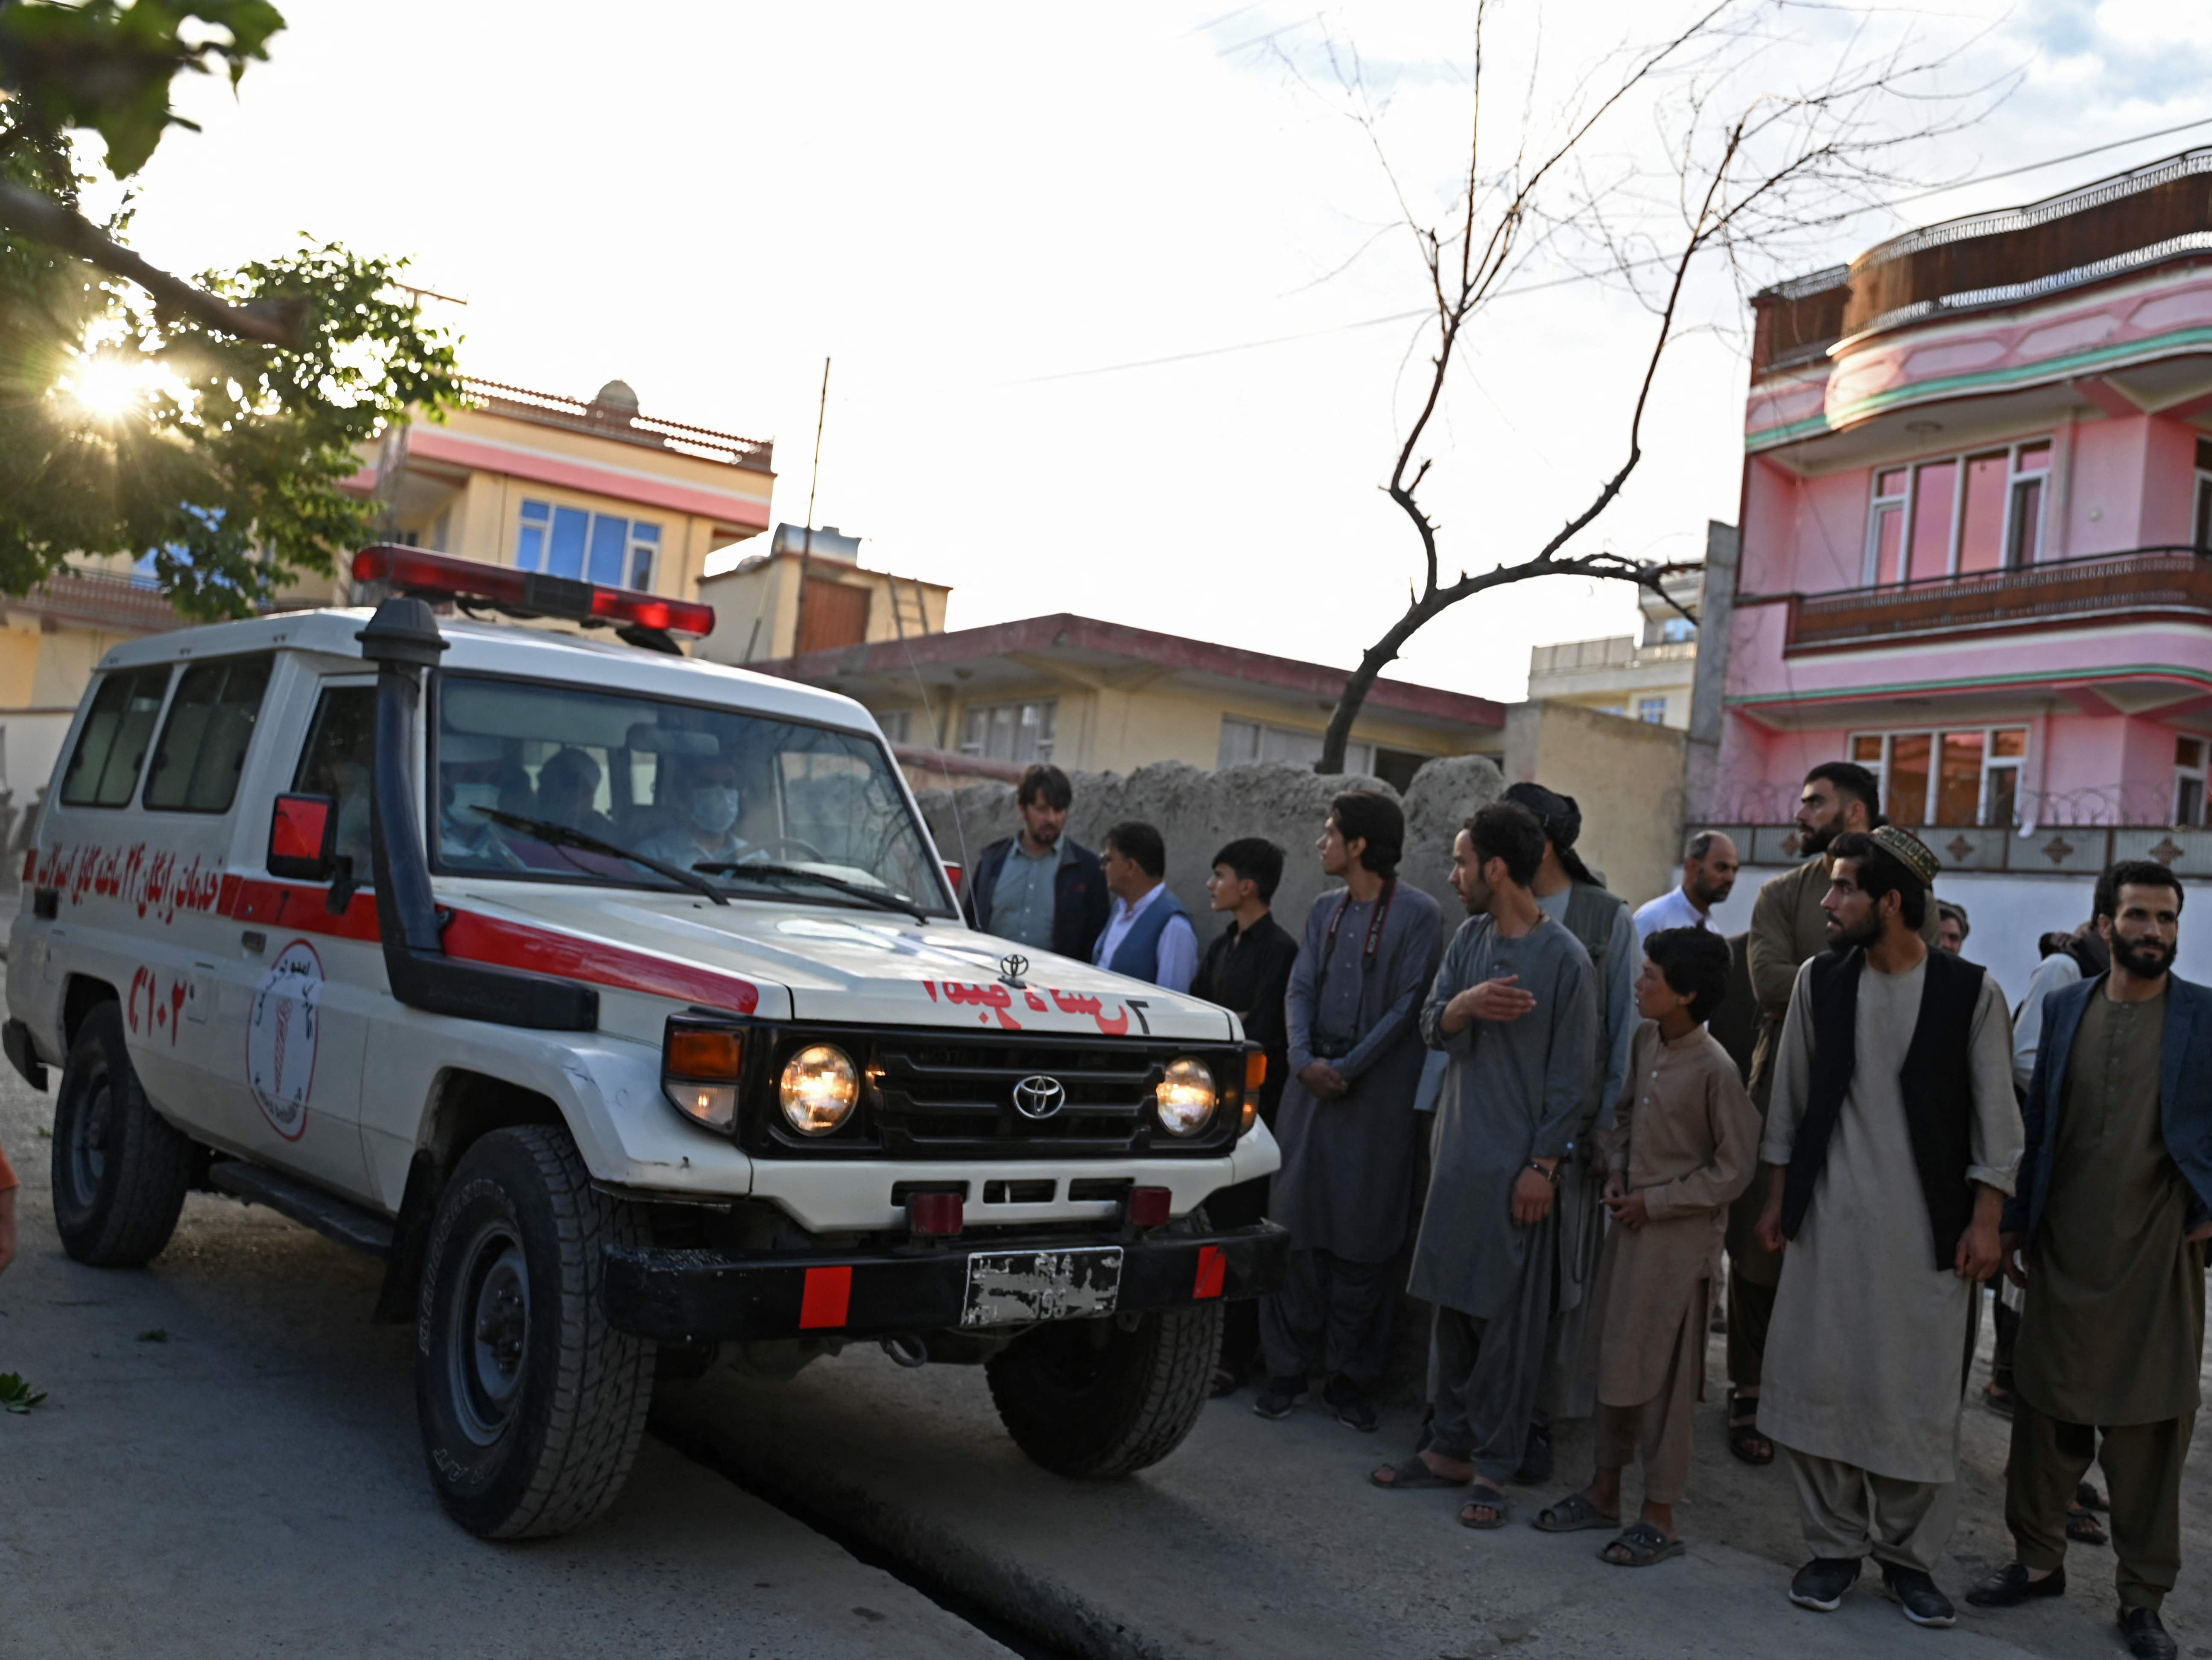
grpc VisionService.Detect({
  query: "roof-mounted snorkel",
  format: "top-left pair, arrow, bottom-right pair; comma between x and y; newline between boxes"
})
357,592 -> 598,1031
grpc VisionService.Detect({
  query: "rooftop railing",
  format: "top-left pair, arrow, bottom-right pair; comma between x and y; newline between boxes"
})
462,377 -> 774,473
1699,821 -> 2212,880
1783,545 -> 2212,652
1,566 -> 184,636
1528,636 -> 1697,675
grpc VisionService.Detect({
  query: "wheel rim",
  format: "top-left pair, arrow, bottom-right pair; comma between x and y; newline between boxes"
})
64,1067 -> 111,1208
447,1220 -> 530,1447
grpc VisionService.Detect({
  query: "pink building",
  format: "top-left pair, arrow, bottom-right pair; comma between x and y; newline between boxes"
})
1696,150 -> 2212,987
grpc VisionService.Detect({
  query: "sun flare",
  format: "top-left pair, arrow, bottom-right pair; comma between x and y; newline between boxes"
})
67,358 -> 152,421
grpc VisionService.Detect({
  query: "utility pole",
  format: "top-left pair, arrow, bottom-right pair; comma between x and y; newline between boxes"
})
789,357 -> 830,661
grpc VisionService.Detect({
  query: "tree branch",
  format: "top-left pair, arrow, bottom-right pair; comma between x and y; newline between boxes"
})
0,178 -> 306,348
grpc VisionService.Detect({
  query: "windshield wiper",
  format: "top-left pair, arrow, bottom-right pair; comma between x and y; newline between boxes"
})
470,807 -> 728,906
693,860 -> 930,924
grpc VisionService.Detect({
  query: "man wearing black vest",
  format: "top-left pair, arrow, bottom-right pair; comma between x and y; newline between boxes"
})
1752,827 -> 2020,1628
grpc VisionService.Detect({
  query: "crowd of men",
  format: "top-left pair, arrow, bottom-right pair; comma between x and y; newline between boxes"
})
964,760 -> 2212,1658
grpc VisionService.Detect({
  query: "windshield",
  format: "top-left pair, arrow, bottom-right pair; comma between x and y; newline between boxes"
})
429,672 -> 953,915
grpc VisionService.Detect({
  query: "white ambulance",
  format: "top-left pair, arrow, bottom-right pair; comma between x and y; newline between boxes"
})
6,547 -> 1286,1538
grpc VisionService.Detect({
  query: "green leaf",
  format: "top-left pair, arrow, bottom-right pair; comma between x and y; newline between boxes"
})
0,1372 -> 49,1412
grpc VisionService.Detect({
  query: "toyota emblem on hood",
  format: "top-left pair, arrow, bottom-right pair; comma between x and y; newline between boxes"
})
1011,1075 -> 1067,1119
998,953 -> 1029,986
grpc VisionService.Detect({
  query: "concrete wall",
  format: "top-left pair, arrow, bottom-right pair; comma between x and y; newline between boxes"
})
1501,700 -> 1689,910
915,754 -> 1507,947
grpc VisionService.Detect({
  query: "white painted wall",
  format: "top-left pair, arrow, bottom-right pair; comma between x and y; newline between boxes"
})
1703,866 -> 2212,1014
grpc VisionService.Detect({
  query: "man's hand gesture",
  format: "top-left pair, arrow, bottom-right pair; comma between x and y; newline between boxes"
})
1999,1230 -> 2029,1288
1602,1173 -> 1648,1231
1955,1217 -> 2002,1283
1298,1060 -> 1349,1100
1511,1163 -> 1555,1227
1448,976 -> 1537,1029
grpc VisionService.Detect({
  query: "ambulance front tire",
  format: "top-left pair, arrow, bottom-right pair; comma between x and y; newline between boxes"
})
985,1302 -> 1221,1477
415,1124 -> 656,1539
50,1002 -> 193,1267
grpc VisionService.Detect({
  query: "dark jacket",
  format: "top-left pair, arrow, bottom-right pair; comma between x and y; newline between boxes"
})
2006,971 -> 2212,1241
962,835 -> 1109,964
1193,912 -> 1298,1121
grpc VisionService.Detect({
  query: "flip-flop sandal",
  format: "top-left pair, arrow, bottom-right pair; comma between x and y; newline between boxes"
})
2067,1506 -> 2109,1546
1534,1492 -> 1621,1533
1458,1485 -> 1512,1530
1726,1388 -> 1774,1466
2076,1481 -> 2110,1513
1370,1457 -> 1470,1491
1601,1522 -> 1686,1567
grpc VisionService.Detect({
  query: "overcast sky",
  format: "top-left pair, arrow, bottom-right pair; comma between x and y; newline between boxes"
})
128,0 -> 2212,703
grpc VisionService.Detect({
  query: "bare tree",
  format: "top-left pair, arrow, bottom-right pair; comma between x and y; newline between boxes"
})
1308,1 -> 1999,773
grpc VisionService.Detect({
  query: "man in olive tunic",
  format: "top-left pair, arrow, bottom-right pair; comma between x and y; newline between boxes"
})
1257,792 -> 1443,1432
1369,802 -> 1595,1527
1732,761 -> 1941,1464
1972,862 -> 2212,1660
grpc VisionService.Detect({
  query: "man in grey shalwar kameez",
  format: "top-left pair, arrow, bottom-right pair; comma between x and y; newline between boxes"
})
1257,792 -> 1443,1431
1371,802 -> 1595,1526
1753,827 -> 2020,1628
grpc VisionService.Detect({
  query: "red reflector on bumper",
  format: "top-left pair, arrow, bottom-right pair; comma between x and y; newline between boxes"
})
798,1265 -> 852,1329
1127,1185 -> 1172,1228
1193,1245 -> 1226,1300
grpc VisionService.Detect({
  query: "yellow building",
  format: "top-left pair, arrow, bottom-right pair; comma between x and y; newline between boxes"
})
0,376 -> 774,803
720,610 -> 1506,793
695,523 -> 952,666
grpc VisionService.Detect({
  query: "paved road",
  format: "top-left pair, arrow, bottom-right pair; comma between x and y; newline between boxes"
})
0,1056 -> 1016,1660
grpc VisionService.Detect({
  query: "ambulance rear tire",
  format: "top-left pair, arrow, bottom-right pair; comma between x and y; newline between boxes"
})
986,1302 -> 1221,1478
50,1002 -> 193,1267
415,1125 -> 655,1538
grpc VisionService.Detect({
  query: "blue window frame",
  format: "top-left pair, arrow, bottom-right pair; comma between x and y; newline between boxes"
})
516,500 -> 662,590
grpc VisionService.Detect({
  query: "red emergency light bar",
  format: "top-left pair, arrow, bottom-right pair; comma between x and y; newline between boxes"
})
351,545 -> 716,637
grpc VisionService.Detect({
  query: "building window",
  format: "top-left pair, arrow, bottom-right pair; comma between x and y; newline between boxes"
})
1217,717 -> 1371,776
1849,727 -> 2029,826
1865,439 -> 2050,586
516,500 -> 660,590
1637,697 -> 1668,725
961,699 -> 1055,764
1658,617 -> 1695,644
2194,438 -> 2212,552
877,710 -> 912,745
2177,736 -> 2208,827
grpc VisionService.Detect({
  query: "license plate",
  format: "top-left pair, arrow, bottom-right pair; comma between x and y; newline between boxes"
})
961,1247 -> 1123,1327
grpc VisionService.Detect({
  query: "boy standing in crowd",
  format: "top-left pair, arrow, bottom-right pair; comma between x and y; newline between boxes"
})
963,763 -> 1109,963
1753,827 -> 2019,1628
1534,927 -> 1758,1566
1091,821 -> 1198,992
1192,837 -> 1298,1397
1259,793 -> 1442,1432
1973,862 -> 2212,1660
1370,802 -> 1595,1526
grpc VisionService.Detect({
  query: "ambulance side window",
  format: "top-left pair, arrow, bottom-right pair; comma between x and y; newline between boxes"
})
289,684 -> 377,874
145,655 -> 274,813
60,665 -> 173,808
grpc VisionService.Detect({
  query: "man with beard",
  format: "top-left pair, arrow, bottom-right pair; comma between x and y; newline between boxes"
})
1257,792 -> 1443,1432
1633,830 -> 1741,947
1969,863 -> 2212,1660
1500,780 -> 1635,1481
962,764 -> 1110,963
1753,827 -> 2019,1627
1369,802 -> 1595,1527
1729,763 -> 1940,1465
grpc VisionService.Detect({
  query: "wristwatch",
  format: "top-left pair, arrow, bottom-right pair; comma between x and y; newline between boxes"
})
1525,1158 -> 1561,1186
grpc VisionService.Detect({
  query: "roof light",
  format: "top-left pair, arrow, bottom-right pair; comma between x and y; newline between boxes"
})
351,545 -> 716,637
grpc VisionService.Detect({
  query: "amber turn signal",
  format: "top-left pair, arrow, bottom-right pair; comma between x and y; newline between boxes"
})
667,1027 -> 742,1080
1244,1051 -> 1266,1092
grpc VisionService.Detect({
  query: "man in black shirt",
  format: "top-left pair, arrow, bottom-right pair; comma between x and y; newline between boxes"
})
1192,836 -> 1298,1397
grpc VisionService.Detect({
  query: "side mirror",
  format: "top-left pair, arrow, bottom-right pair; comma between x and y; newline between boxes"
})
268,793 -> 338,881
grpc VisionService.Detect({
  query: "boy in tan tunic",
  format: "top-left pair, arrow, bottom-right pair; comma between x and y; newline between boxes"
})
1534,927 -> 1759,1564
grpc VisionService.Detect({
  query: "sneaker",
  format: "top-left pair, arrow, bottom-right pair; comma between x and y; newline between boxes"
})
1253,1376 -> 1306,1420
1512,1420 -> 1555,1485
1882,1564 -> 1957,1628
1966,1561 -> 2066,1607
2120,1607 -> 2178,1660
1788,1556 -> 1862,1612
1323,1376 -> 1377,1433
